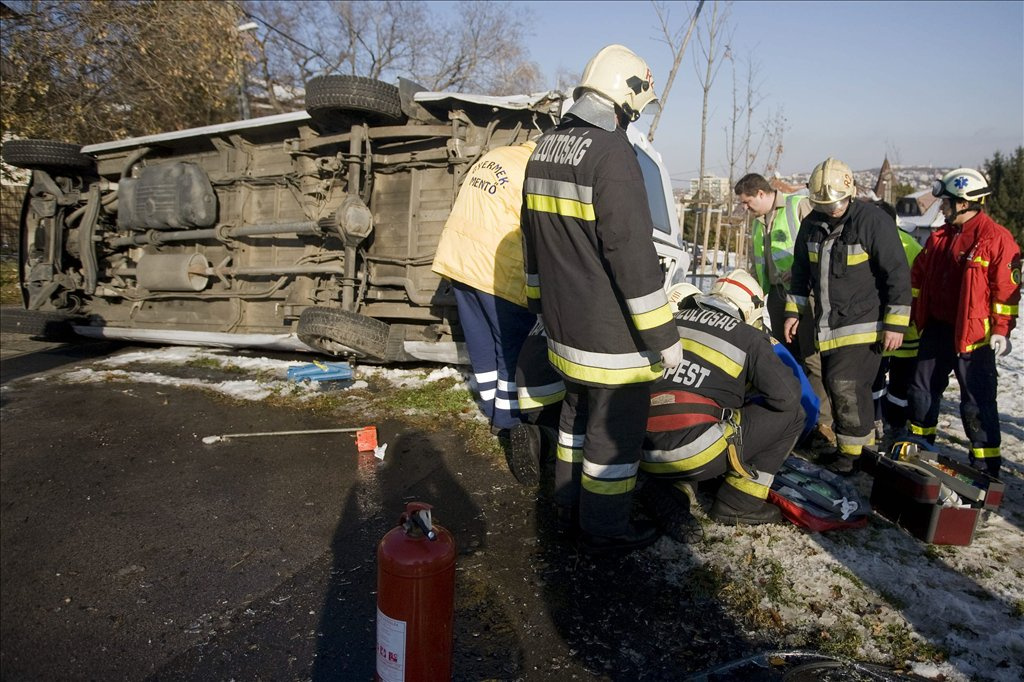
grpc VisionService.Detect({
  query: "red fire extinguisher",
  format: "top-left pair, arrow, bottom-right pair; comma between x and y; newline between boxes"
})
376,501 -> 456,682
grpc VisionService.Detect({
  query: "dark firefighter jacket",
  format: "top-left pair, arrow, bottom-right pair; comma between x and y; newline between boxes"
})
520,116 -> 677,387
642,302 -> 801,476
785,199 -> 911,353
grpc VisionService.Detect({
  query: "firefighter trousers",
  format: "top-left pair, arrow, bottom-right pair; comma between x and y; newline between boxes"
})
872,355 -> 916,430
768,285 -> 832,428
452,282 -> 536,431
715,402 -> 804,511
821,344 -> 882,457
554,380 -> 649,537
907,321 -> 1001,470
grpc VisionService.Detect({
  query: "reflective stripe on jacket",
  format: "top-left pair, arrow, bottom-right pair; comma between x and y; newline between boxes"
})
786,200 -> 912,353
642,303 -> 800,475
432,141 -> 536,306
890,229 -> 923,358
911,211 -> 1021,353
520,119 -> 677,387
752,193 -> 804,291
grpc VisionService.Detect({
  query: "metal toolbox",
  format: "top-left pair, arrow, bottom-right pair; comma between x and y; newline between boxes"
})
867,454 -> 994,546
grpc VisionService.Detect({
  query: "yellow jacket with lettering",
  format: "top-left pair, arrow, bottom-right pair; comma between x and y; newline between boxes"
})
432,141 -> 536,307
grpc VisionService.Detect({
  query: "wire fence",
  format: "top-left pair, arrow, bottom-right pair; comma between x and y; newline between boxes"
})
0,183 -> 27,257
680,200 -> 751,291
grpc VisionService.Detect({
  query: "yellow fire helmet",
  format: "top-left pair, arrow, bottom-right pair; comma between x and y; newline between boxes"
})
808,157 -> 855,212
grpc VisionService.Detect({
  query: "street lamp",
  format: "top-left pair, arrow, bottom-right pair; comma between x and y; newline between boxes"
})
236,22 -> 258,120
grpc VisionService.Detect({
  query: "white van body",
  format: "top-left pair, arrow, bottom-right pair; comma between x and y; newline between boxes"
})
11,79 -> 689,364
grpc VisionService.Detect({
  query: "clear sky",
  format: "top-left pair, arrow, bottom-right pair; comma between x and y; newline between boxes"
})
463,0 -> 1024,184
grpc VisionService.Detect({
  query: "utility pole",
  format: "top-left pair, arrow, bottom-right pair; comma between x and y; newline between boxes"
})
236,21 -> 258,120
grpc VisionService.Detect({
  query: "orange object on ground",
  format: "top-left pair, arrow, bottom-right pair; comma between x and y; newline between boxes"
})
356,426 -> 378,451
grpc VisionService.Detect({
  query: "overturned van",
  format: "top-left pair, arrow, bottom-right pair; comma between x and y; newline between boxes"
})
5,77 -> 690,364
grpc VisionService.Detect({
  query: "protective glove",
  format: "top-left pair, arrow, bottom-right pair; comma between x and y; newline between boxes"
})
989,334 -> 1011,357
660,340 -> 683,372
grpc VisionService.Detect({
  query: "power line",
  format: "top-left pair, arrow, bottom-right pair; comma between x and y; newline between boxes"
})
232,3 -> 336,73
246,12 -> 334,69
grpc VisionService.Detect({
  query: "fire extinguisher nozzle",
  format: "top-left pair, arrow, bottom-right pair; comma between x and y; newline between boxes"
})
411,511 -> 437,540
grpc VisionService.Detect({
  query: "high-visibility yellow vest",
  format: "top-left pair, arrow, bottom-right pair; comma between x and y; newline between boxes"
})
752,194 -> 802,291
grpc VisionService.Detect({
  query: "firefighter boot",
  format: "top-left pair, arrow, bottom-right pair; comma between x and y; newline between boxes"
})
828,454 -> 859,475
507,423 -> 542,486
637,478 -> 700,543
579,519 -> 660,555
970,454 -> 1002,479
709,495 -> 783,526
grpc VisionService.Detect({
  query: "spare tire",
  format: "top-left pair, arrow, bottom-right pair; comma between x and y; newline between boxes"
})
1,139 -> 95,173
297,306 -> 390,362
305,75 -> 405,129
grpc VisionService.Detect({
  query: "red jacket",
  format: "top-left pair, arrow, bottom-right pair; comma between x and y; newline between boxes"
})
912,211 -> 1021,353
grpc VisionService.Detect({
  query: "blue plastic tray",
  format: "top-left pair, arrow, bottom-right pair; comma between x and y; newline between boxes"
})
287,361 -> 353,382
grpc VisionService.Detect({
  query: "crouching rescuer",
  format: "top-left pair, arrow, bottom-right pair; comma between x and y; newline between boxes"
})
642,271 -> 805,526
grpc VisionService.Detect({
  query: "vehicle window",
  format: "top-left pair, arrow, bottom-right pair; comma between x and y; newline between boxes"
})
896,198 -> 920,217
635,146 -> 672,235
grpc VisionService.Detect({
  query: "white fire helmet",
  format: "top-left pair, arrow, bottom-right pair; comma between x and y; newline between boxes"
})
709,269 -> 766,327
931,168 -> 991,204
807,157 -> 855,212
666,282 -> 702,308
574,44 -> 660,122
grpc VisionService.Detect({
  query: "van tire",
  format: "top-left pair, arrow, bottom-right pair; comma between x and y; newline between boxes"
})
297,307 -> 390,362
1,139 -> 94,173
305,76 -> 405,128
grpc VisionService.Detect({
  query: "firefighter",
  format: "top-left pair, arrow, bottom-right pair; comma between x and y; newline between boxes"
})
432,141 -> 538,437
907,168 -> 1021,477
519,44 -> 680,554
783,158 -> 912,474
870,200 -> 922,440
642,270 -> 804,526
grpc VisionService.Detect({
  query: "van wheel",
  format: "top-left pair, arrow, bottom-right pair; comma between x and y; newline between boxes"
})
1,139 -> 95,173
296,307 -> 390,362
304,75 -> 405,129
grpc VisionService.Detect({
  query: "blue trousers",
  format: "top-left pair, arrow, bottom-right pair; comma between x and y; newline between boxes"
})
453,282 -> 535,431
907,321 -> 1001,472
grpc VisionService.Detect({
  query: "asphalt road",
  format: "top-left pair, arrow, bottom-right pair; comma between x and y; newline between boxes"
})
0,330 -> 531,680
0,326 -> 928,682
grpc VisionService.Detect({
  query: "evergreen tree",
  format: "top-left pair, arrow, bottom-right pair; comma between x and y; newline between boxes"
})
983,147 -> 1024,249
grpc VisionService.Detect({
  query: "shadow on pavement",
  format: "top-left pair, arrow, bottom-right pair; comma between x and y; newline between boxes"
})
0,332 -> 123,385
311,428 -> 520,681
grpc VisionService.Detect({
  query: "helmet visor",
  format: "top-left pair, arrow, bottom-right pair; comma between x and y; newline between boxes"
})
810,199 -> 848,215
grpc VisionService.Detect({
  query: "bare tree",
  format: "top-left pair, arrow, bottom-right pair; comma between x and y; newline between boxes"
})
693,0 -> 732,196
243,0 -> 541,108
723,49 -> 740,191
414,1 -> 541,93
553,67 -> 581,94
649,0 -> 704,143
760,108 -> 788,177
741,55 -> 766,174
1,1 -> 244,143
242,1 -> 345,114
723,50 -> 770,191
885,140 -> 903,168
